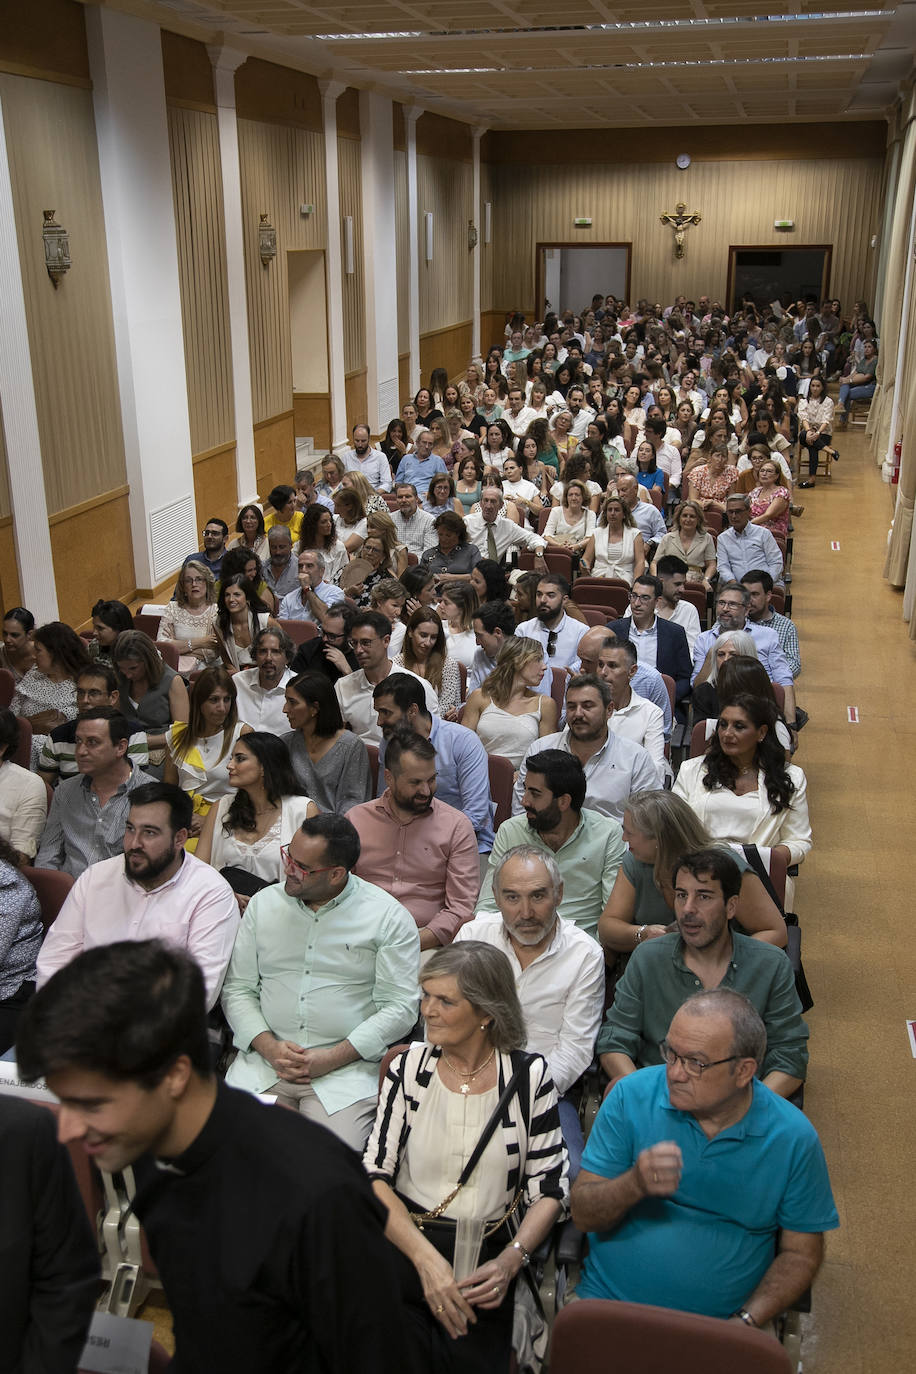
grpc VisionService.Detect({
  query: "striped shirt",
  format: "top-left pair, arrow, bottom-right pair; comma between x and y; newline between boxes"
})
34,762 -> 157,878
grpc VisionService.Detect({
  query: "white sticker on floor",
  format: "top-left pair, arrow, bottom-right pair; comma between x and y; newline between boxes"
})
847,707 -> 859,723
907,1021 -> 916,1058
831,541 -> 840,551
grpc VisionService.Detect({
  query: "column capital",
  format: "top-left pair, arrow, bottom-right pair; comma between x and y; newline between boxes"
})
207,43 -> 247,108
318,79 -> 347,105
404,104 -> 423,127
472,125 -> 488,143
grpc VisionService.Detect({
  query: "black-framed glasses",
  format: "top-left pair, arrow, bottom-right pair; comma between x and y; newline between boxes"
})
546,630 -> 558,657
659,1039 -> 740,1078
629,591 -> 654,604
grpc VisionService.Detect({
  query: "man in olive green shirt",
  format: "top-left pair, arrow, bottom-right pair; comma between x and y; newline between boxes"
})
478,749 -> 624,939
597,848 -> 807,1097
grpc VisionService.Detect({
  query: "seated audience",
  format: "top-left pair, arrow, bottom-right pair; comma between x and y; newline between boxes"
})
11,622 -> 90,755
87,599 -> 134,666
315,453 -> 346,503
0,835 -> 42,1053
543,479 -> 596,555
594,638 -> 666,772
393,608 -> 462,717
0,606 -> 35,681
392,483 -> 436,559
582,494 -> 645,584
222,812 -> 420,1149
467,599 -> 523,694
157,560 -> 220,674
742,568 -> 802,679
278,549 -> 345,623
419,511 -> 481,581
288,604 -> 358,683
184,516 -> 229,577
39,663 -> 149,785
577,627 -> 673,738
35,709 -> 154,877
607,573 -> 692,703
748,457 -> 791,538
614,473 -> 668,553
364,941 -> 567,1366
342,423 -> 393,491
836,339 -> 878,424
462,637 -> 559,769
691,583 -> 795,714
232,626 -> 295,733
370,579 -> 408,654
344,530 -> 398,609
196,731 -> 316,908
465,484 -> 547,564
422,471 -> 463,517
651,500 -> 717,589
0,710 -> 48,863
716,493 -> 785,586
35,783 -> 238,1008
227,502 -> 269,561
651,555 -> 702,657
163,666 -> 251,843
394,429 -> 448,497
515,573 -> 588,671
686,444 -> 739,513
349,727 -> 479,949
335,611 -> 439,745
282,671 -> 372,814
436,582 -> 480,669
480,748 -> 624,938
262,525 -> 300,604
219,545 -> 275,611
215,574 -> 277,671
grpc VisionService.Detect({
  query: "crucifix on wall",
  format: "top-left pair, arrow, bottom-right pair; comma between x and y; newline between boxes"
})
660,202 -> 702,259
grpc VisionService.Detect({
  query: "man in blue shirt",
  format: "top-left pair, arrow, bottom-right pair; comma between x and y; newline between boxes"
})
372,673 -> 494,854
571,988 -> 838,1325
394,430 -> 448,498
691,583 -> 797,732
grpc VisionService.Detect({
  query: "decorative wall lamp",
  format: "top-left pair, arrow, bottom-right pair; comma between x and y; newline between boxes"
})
468,219 -> 478,250
344,216 -> 354,274
258,213 -> 277,267
42,210 -> 71,288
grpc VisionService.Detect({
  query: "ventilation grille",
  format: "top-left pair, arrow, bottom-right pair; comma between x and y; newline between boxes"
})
149,494 -> 198,584
378,377 -> 399,426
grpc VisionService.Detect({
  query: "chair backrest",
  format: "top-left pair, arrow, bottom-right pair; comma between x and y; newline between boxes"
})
689,720 -> 712,758
457,661 -> 468,702
536,505 -> 552,535
157,640 -> 181,671
487,753 -> 515,830
378,1043 -> 411,1088
769,587 -> 786,614
550,1300 -> 792,1374
0,667 -> 15,709
570,583 -> 629,617
704,510 -> 724,536
580,606 -> 610,627
649,485 -> 664,510
365,742 -> 379,795
12,716 -> 32,770
679,585 -> 709,627
22,865 -> 76,932
133,613 -> 161,641
771,682 -> 786,713
660,672 -> 677,716
276,617 -> 318,646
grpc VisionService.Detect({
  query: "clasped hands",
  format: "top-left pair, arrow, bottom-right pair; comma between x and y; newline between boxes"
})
421,1250 -> 517,1342
262,1036 -> 336,1084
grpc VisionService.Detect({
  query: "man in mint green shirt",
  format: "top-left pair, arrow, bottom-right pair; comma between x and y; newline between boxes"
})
478,749 -> 624,938
222,813 -> 420,1151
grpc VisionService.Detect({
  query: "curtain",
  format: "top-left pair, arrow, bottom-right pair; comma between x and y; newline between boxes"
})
869,111 -> 916,463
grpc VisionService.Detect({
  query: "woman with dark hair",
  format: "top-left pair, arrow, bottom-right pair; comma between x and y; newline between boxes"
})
634,439 -> 666,497
112,630 -> 189,746
428,367 -> 450,410
195,731 -> 316,909
282,671 -> 372,813
219,546 -> 275,612
469,559 -> 508,605
333,488 -> 368,555
423,472 -> 464,518
455,448 -> 484,514
420,511 -> 481,583
458,390 -> 488,441
691,649 -> 793,752
381,417 -> 409,474
546,361 -> 574,405
89,600 -> 135,667
673,692 -> 812,871
215,575 -> 276,671
228,503 -> 268,562
414,387 -> 442,426
364,941 -> 567,1373
0,832 -> 42,1054
264,484 -> 303,545
0,607 -> 35,682
393,608 -> 461,716
0,709 -> 48,862
300,503 -> 349,583
436,582 -> 480,669
11,623 -> 90,746
157,563 -> 220,673
482,421 -> 513,473
164,665 -> 252,843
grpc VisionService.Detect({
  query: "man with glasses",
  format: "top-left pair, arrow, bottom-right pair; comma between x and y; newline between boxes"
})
184,517 -> 229,577
608,573 -> 692,705
516,573 -> 587,673
393,430 -> 447,498
38,664 -> 150,785
691,581 -> 797,730
572,983 -> 835,1322
715,493 -> 784,587
596,848 -> 807,1098
222,812 -> 419,1149
334,611 -> 438,745
289,606 -> 358,683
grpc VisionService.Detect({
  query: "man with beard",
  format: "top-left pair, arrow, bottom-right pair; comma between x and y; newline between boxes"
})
232,627 -> 296,733
512,675 -> 661,824
278,550 -> 345,625
35,783 -> 237,1008
348,728 -> 479,948
515,573 -> 588,671
342,423 -> 393,490
455,845 -> 604,1173
480,748 -> 624,938
596,848 -> 807,1098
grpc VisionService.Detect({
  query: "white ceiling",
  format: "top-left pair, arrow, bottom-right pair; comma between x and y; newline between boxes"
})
118,0 -> 916,128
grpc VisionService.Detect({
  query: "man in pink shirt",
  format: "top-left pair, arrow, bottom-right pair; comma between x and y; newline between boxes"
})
347,728 -> 479,949
36,783 -> 238,1009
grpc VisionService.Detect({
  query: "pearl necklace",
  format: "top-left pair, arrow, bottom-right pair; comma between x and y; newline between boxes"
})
441,1047 -> 496,1095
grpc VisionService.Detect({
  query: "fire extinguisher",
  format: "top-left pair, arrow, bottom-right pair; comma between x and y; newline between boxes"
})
893,441 -> 902,484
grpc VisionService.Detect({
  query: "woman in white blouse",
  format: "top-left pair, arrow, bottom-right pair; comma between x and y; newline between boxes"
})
673,693 -> 812,871
0,709 -> 47,863
196,731 -> 317,912
436,583 -> 480,670
796,375 -> 836,489
543,479 -> 596,556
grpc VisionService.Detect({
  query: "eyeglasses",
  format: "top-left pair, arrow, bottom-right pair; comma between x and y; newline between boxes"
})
629,592 -> 654,604
716,599 -> 744,611
658,1039 -> 740,1078
279,846 -> 336,881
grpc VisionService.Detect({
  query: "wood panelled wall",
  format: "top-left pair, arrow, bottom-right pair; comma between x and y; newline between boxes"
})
338,135 -> 366,376
485,156 -> 883,314
394,148 -> 409,357
167,105 -> 235,457
418,154 -> 473,336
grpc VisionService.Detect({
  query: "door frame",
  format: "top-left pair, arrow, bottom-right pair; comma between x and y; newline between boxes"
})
535,241 -> 632,317
725,244 -> 832,314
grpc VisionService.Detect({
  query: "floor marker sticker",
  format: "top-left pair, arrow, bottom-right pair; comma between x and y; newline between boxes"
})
847,707 -> 859,724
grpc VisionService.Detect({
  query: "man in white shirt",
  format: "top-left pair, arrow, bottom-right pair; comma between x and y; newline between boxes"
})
654,556 -> 702,657
465,486 -> 547,566
566,386 -> 596,439
341,424 -> 392,491
35,783 -> 238,1009
278,550 -> 345,624
615,473 -> 667,549
516,573 -> 587,671
456,845 -> 604,1175
643,416 -> 683,491
503,386 -> 537,438
335,610 -> 438,745
597,638 -> 666,774
233,628 -> 295,734
391,484 -> 436,558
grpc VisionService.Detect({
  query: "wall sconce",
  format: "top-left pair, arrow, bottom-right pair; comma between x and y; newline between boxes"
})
484,202 -> 492,245
42,210 -> 71,288
425,212 -> 434,262
468,220 -> 478,251
258,213 -> 277,267
344,216 -> 354,275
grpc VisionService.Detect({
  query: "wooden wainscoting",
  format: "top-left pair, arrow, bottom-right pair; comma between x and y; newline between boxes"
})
254,410 -> 296,502
345,370 -> 368,434
419,320 -> 473,385
0,516 -> 21,610
480,310 -> 514,353
192,440 -> 238,533
292,394 -> 331,453
49,486 -> 135,628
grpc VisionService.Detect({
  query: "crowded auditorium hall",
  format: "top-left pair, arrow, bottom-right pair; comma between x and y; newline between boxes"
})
2,2 -> 915,1371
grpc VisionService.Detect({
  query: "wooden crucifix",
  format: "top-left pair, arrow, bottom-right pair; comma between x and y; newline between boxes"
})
660,202 -> 702,259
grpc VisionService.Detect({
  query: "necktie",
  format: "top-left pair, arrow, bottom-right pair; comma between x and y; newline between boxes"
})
486,523 -> 498,561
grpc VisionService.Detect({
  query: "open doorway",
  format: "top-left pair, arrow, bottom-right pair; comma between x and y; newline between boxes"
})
289,249 -> 331,453
727,246 -> 831,314
536,243 -> 631,318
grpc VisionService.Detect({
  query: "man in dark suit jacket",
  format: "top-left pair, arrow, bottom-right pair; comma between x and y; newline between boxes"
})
0,1094 -> 99,1371
608,573 -> 693,703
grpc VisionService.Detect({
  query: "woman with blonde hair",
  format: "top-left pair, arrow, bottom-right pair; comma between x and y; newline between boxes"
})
366,508 -> 408,578
435,582 -> 480,670
393,607 -> 462,716
428,416 -> 453,464
582,494 -> 645,584
163,664 -> 251,845
652,500 -> 717,588
340,469 -> 389,516
463,360 -> 486,401
157,559 -> 220,674
333,487 -> 368,554
112,630 -> 189,750
461,636 -> 559,768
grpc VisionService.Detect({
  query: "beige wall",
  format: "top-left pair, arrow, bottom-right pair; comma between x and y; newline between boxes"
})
487,156 -> 883,314
418,153 -> 473,335
288,250 -> 329,392
338,135 -> 366,375
394,148 -> 409,357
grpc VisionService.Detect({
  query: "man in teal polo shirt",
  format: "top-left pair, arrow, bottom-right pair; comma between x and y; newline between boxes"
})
572,988 -> 838,1323
597,848 -> 807,1098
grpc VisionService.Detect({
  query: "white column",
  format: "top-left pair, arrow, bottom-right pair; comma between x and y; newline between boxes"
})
471,126 -> 487,365
359,90 -> 399,433
86,7 -> 197,589
883,176 -> 916,482
0,91 -> 58,618
319,80 -> 348,452
404,106 -> 422,394
208,43 -> 258,506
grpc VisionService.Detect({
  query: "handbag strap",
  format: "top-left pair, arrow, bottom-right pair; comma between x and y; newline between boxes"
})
741,844 -> 786,918
456,1051 -> 531,1188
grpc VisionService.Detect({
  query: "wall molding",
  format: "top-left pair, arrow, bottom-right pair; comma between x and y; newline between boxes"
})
165,96 -> 217,115
0,60 -> 91,89
253,408 -> 294,429
419,318 -> 474,343
191,439 -> 236,466
48,483 -> 130,527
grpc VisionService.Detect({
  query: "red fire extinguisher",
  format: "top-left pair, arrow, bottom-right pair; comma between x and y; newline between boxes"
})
893,441 -> 902,484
